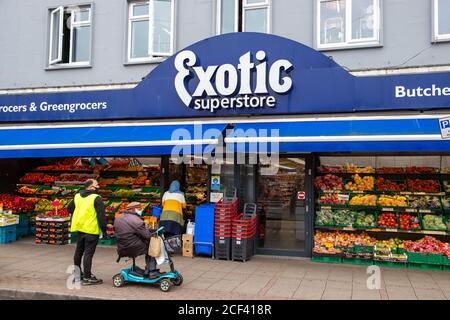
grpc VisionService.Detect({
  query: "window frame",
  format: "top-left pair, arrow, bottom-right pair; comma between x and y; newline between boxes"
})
47,4 -> 93,68
216,0 -> 239,35
49,6 -> 64,65
127,0 -> 175,64
432,0 -> 450,42
242,0 -> 271,33
216,0 -> 271,34
69,7 -> 92,65
315,0 -> 382,51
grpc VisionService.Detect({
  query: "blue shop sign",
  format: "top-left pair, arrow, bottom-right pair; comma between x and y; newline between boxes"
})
0,32 -> 450,123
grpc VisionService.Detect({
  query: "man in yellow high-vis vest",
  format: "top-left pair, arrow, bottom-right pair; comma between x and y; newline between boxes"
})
68,179 -> 107,286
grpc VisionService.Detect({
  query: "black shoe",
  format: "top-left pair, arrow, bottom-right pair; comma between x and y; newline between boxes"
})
82,275 -> 103,286
147,270 -> 164,279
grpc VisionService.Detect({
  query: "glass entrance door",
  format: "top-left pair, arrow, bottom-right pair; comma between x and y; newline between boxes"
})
257,157 -> 308,255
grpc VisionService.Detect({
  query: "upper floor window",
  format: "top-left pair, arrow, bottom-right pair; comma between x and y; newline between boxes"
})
48,5 -> 92,67
127,0 -> 175,63
217,0 -> 271,34
316,0 -> 381,50
433,0 -> 450,42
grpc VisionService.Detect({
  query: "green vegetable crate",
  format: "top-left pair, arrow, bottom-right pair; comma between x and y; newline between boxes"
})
98,237 -> 117,246
406,251 -> 443,265
352,245 -> 374,254
342,257 -> 373,265
442,256 -> 450,271
311,254 -> 342,264
374,260 -> 408,269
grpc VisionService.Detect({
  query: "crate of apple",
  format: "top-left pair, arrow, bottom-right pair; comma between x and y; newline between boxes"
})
318,194 -> 347,205
378,213 -> 398,228
407,179 -> 440,193
399,213 -> 421,230
314,175 -> 343,191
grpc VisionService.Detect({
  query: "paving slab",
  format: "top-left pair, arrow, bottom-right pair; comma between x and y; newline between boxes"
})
264,278 -> 302,298
386,286 -> 418,300
0,239 -> 448,300
414,288 -> 447,300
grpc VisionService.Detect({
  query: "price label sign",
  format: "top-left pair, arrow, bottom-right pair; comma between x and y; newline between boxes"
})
338,194 -> 350,202
14,196 -> 20,204
52,200 -> 60,208
297,191 -> 305,200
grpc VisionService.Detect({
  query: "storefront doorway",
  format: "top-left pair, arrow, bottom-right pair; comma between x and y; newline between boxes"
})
256,156 -> 314,257
167,157 -> 209,221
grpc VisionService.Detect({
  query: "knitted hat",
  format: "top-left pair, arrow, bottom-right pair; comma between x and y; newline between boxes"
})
126,202 -> 141,211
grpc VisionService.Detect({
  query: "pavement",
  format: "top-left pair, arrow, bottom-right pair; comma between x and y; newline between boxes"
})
1,238 -> 450,300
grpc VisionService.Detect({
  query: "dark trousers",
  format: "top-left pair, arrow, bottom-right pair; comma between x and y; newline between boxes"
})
144,254 -> 157,273
74,232 -> 99,278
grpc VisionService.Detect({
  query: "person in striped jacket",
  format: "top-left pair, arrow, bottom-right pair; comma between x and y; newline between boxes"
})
159,180 -> 186,236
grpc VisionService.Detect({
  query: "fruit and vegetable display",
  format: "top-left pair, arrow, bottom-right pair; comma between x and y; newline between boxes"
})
422,214 -> 447,231
314,231 -> 376,254
105,202 -> 122,213
56,174 -> 98,184
20,173 -> 58,184
34,198 -> 70,211
407,179 -> 440,193
403,236 -> 447,254
405,166 -> 439,174
318,194 -> 347,205
317,165 -> 344,173
18,186 -> 38,195
349,195 -> 377,206
355,212 -> 376,227
36,208 -> 70,219
346,164 -> 375,173
315,158 -> 450,267
112,189 -> 136,198
58,187 -> 80,196
375,238 -> 404,257
409,196 -> 441,210
315,209 -> 334,226
38,188 -> 57,195
376,167 -> 404,174
375,178 -> 407,191
377,212 -> 398,228
333,210 -> 355,227
345,174 -> 374,191
399,213 -> 421,230
443,198 -> 450,209
314,174 -> 343,191
378,195 -> 408,207
443,181 -> 450,193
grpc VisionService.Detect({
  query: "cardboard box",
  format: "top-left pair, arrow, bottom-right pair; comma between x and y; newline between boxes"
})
182,234 -> 194,257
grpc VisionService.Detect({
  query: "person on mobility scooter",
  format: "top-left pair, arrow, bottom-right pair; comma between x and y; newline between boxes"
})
113,202 -> 183,292
114,202 -> 162,279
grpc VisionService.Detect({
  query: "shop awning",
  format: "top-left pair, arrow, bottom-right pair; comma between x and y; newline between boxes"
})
224,116 -> 450,153
0,122 -> 228,158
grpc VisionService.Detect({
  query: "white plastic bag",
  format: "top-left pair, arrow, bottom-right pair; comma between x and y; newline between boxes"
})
186,219 -> 195,235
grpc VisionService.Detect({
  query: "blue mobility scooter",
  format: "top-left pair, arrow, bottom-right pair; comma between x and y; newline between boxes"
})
112,227 -> 183,292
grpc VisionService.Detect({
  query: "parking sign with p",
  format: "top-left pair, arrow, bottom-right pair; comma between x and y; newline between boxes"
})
439,117 -> 450,139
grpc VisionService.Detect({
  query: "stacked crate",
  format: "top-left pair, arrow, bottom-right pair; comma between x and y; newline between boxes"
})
35,217 -> 71,245
0,225 -> 17,245
16,214 -> 30,238
214,192 -> 239,260
232,203 -> 258,262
